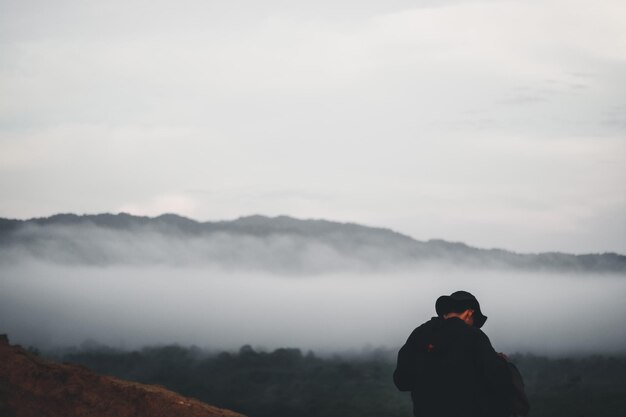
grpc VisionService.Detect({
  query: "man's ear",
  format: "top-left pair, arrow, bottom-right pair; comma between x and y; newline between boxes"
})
464,309 -> 474,318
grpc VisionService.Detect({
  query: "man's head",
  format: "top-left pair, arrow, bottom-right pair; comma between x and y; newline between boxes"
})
435,290 -> 487,328
443,306 -> 476,326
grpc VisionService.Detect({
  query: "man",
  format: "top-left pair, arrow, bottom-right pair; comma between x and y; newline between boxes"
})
393,291 -> 513,417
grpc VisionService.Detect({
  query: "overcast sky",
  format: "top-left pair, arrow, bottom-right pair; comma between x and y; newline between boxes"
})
1,0 -> 625,254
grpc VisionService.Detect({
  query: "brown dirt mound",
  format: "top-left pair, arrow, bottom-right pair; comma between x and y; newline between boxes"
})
0,335 -> 246,417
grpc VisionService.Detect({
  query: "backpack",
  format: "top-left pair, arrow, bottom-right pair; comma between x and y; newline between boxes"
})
506,361 -> 530,416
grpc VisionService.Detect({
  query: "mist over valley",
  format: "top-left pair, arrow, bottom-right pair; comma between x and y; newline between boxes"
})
1,213 -> 624,355
1,213 -> 623,273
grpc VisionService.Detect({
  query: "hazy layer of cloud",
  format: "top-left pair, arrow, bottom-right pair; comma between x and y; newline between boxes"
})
3,220 -> 623,276
1,0 -> 625,254
1,262 -> 624,355
0,223 -> 403,273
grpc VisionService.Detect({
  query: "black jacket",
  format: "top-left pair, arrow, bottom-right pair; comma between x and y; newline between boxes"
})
394,317 -> 513,417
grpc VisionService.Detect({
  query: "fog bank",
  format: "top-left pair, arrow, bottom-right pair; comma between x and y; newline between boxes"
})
1,262 -> 624,355
2,217 -> 624,274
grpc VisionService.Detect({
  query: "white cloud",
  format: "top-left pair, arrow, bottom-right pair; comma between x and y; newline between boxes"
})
118,194 -> 199,218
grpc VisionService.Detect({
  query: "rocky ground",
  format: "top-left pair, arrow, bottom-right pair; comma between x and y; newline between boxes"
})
0,335 -> 245,417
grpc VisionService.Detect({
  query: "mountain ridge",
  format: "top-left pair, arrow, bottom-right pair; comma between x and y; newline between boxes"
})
0,212 -> 624,273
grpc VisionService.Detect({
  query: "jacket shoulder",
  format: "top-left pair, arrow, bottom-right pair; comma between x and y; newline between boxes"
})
406,318 -> 442,342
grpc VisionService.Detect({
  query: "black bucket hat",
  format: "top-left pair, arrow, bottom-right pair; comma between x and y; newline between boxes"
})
435,290 -> 488,328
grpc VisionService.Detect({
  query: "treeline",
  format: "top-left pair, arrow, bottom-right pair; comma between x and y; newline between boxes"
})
45,345 -> 626,417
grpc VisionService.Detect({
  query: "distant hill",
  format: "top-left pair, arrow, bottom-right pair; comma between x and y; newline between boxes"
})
0,334 -> 245,417
0,213 -> 624,273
